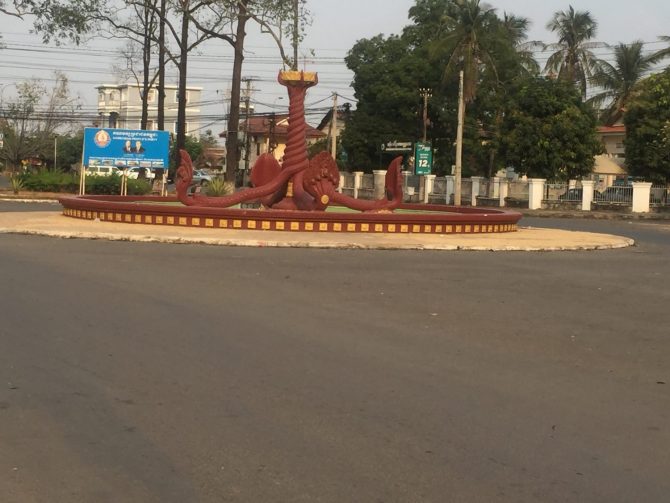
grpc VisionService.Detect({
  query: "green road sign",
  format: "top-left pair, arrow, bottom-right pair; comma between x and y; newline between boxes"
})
414,141 -> 433,175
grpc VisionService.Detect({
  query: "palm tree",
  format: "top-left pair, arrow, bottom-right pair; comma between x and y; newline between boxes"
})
545,5 -> 602,97
433,0 -> 500,103
652,35 -> 670,62
589,41 -> 667,125
499,12 -> 541,77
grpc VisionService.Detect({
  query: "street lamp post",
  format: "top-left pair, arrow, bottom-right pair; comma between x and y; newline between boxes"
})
419,88 -> 432,142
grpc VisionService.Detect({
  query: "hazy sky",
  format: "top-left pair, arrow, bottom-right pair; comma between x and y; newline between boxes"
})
1,0 -> 669,132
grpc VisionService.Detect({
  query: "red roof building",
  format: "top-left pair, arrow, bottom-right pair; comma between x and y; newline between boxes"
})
219,115 -> 325,169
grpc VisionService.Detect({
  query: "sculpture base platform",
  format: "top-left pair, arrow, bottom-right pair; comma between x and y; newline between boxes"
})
59,196 -> 522,234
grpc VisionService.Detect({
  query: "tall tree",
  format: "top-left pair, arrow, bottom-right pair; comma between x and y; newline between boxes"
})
2,0 -> 90,44
343,34 -> 444,172
85,0 -> 164,130
624,69 -> 670,182
0,74 -> 80,171
431,0 -> 501,103
544,5 -> 601,97
589,41 -> 667,125
499,77 -> 601,181
190,0 -> 308,182
499,12 -> 540,77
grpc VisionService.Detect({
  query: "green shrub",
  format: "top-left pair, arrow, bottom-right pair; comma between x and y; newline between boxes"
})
21,171 -> 78,193
205,177 -> 234,196
10,174 -> 24,194
86,175 -> 120,194
127,178 -> 152,195
13,171 -> 152,195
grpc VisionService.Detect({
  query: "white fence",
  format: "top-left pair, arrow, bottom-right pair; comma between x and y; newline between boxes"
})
337,171 -> 669,213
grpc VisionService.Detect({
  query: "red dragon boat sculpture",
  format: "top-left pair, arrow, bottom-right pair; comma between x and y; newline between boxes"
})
176,70 -> 403,212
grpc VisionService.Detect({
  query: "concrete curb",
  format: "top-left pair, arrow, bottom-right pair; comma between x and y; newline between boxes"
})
0,198 -> 61,204
0,213 -> 636,252
2,194 -> 669,220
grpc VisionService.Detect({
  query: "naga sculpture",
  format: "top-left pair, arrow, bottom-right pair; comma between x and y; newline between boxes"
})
176,70 -> 403,212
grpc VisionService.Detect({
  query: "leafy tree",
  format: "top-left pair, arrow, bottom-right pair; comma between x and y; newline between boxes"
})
624,70 -> 670,182
0,74 -> 80,172
99,1 -> 161,131
589,41 -> 668,125
499,77 -> 601,181
1,0 -> 90,44
544,5 -> 601,98
342,34 -> 443,172
190,0 -> 310,182
342,0 -> 538,176
171,130 -> 217,170
54,130 -> 85,172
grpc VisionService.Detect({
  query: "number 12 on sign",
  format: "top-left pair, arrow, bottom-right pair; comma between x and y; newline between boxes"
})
414,142 -> 433,175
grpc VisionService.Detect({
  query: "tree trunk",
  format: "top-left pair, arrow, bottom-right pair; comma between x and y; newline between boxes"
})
157,0 -> 166,131
225,0 -> 248,183
141,10 -> 151,130
175,0 -> 189,161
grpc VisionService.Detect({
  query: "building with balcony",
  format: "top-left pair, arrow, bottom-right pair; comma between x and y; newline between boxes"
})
594,124 -> 627,188
96,83 -> 202,137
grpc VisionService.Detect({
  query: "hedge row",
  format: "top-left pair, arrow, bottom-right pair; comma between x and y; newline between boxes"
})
20,172 -> 152,195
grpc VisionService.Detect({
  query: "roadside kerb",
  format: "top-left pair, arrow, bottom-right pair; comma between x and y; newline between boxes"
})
0,211 -> 635,252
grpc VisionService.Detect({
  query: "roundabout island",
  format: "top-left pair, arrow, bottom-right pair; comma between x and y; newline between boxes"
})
60,69 -> 522,238
43,69 -> 632,251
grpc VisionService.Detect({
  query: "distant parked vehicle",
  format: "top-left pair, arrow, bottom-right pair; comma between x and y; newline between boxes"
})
596,186 -> 632,203
86,166 -> 120,176
558,188 -> 602,201
166,169 -> 213,186
125,167 -> 155,180
650,187 -> 666,204
192,169 -> 213,186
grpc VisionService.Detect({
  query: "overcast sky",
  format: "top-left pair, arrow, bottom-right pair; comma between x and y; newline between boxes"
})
1,0 -> 669,132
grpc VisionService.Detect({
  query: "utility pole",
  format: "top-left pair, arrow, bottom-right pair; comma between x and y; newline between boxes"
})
330,93 -> 338,160
292,0 -> 299,70
269,113 -> 276,153
242,77 -> 253,175
454,70 -> 464,206
54,136 -> 57,171
419,88 -> 432,142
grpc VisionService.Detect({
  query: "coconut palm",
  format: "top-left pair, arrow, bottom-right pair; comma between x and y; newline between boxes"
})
652,35 -> 670,62
544,5 -> 602,97
589,41 -> 667,125
433,0 -> 500,103
499,12 -> 541,76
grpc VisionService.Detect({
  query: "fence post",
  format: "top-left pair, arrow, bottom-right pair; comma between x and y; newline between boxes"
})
498,178 -> 508,207
581,180 -> 595,211
528,178 -> 545,210
569,179 -> 577,190
492,176 -> 502,199
372,170 -> 387,199
424,174 -> 436,203
632,182 -> 652,213
353,171 -> 363,199
445,175 -> 455,204
471,177 -> 483,207
337,174 -> 345,193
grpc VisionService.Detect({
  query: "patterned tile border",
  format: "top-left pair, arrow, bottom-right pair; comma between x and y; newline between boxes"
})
61,201 -> 521,235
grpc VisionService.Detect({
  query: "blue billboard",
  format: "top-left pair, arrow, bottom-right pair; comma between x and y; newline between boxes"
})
83,128 -> 170,170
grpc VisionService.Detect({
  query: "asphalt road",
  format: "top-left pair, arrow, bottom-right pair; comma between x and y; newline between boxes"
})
1,202 -> 669,502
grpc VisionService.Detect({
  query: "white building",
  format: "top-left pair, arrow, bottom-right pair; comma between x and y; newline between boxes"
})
96,83 -> 202,137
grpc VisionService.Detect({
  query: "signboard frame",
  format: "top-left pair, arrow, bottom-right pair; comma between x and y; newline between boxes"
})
82,127 -> 170,171
381,140 -> 413,153
414,141 -> 433,175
